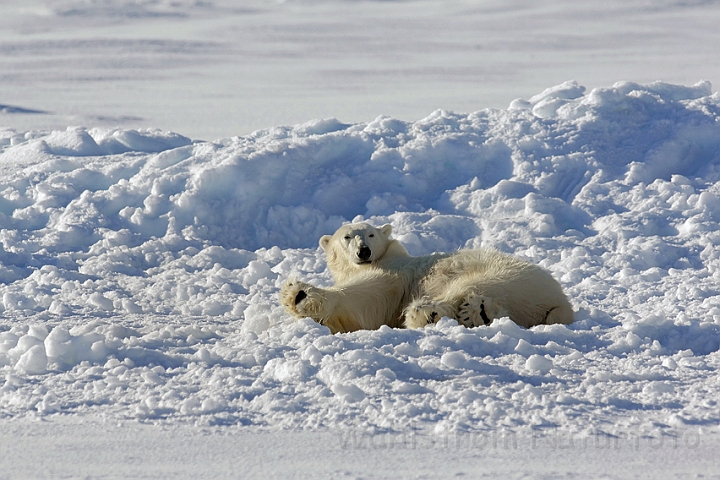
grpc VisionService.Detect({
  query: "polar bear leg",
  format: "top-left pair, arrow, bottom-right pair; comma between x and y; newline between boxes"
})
403,297 -> 455,329
457,292 -> 506,327
280,273 -> 405,333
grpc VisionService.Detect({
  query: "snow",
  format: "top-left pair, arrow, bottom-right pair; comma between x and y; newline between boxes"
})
2,0 -> 720,478
2,79 -> 720,476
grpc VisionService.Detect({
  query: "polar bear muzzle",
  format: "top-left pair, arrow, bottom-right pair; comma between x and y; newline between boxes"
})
357,245 -> 372,262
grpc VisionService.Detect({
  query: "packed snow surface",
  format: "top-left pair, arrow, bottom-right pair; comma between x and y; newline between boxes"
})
1,81 -> 720,450
2,0 -> 720,140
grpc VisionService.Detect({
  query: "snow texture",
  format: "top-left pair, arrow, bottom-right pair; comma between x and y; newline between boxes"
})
1,81 -> 720,454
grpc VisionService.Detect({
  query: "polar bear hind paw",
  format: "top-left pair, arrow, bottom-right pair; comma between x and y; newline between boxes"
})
403,298 -> 453,329
458,293 -> 501,327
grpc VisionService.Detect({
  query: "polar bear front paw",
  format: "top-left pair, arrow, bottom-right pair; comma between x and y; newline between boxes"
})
458,293 -> 503,327
279,279 -> 326,320
403,298 -> 453,329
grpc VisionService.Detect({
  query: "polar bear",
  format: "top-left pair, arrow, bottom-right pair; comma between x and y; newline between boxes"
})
279,222 -> 573,334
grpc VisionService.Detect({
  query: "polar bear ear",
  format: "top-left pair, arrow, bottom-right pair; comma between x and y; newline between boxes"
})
379,224 -> 392,238
319,235 -> 332,251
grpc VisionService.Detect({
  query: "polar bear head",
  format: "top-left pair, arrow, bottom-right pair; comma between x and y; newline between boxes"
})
320,222 -> 395,280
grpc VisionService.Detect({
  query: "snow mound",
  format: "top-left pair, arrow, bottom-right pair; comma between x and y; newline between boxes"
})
1,81 -> 720,438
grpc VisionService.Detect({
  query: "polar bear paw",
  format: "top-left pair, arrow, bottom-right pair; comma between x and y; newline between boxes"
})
458,293 -> 502,327
403,297 -> 454,329
279,278 -> 327,321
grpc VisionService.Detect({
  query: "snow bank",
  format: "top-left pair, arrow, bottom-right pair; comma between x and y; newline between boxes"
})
1,81 -> 720,438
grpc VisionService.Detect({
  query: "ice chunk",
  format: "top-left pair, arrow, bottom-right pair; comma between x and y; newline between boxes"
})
331,383 -> 366,403
15,345 -> 48,375
524,354 -> 553,374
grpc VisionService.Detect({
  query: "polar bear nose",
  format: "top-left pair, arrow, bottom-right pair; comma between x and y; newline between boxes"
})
357,245 -> 372,261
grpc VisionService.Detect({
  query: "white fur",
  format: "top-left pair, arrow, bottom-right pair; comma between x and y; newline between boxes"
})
279,222 -> 574,333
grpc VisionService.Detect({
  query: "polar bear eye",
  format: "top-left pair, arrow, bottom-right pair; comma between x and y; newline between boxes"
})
368,234 -> 374,238
344,235 -> 351,240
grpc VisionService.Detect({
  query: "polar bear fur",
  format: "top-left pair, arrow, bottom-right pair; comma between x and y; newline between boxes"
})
279,222 -> 574,334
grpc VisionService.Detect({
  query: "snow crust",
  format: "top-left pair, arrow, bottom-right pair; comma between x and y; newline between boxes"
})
1,81 -> 720,446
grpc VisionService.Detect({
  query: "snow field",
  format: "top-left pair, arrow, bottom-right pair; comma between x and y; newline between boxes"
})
0,81 -> 719,442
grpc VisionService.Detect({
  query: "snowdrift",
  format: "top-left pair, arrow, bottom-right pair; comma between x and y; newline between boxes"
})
1,81 -> 720,438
